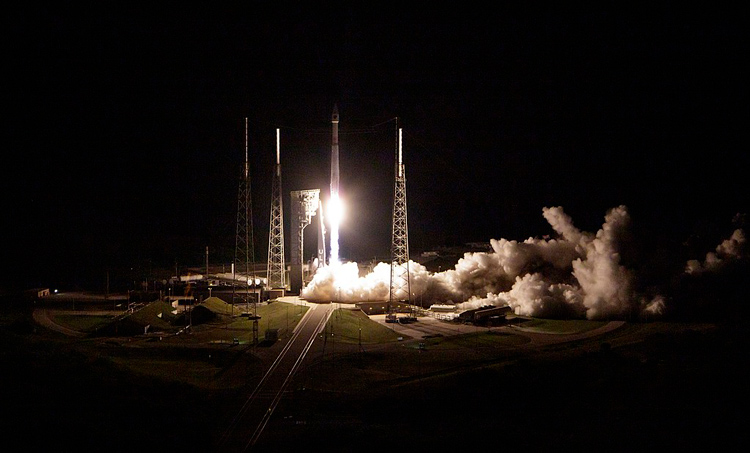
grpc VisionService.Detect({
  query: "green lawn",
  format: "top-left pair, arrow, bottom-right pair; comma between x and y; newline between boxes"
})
108,356 -> 221,387
190,300 -> 310,344
51,314 -> 115,333
518,318 -> 608,333
413,330 -> 530,350
324,308 -> 403,344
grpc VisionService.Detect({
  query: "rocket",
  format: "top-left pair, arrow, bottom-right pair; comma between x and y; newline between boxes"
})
330,104 -> 339,199
329,104 -> 341,265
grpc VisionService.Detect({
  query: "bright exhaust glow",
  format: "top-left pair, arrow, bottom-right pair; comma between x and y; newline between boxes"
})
329,194 -> 343,266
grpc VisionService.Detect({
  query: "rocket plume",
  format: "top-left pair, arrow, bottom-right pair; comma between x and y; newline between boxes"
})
301,204 -> 746,321
330,105 -> 341,266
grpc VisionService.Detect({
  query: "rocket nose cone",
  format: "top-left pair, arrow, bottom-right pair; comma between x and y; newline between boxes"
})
332,104 -> 339,121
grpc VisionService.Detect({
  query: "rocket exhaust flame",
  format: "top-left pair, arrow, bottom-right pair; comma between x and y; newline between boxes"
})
329,194 -> 343,266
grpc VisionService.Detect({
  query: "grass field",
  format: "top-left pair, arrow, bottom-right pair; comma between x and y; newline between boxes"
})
51,314 -> 115,333
212,300 -> 310,341
414,330 -> 530,349
516,318 -> 608,333
324,308 -> 403,344
45,297 -> 311,342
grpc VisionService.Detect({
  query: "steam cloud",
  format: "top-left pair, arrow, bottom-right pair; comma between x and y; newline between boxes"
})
685,228 -> 746,275
301,206 -> 746,320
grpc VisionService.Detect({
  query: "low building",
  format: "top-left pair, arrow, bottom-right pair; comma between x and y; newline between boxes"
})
356,301 -> 411,315
168,296 -> 196,312
458,305 -> 512,323
429,304 -> 457,312
474,305 -> 512,322
24,288 -> 50,300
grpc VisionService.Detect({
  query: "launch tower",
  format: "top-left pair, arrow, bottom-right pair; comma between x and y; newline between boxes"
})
232,118 -> 258,345
389,127 -> 410,309
267,129 -> 286,297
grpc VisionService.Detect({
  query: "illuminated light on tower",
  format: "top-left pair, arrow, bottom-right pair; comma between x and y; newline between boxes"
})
267,128 -> 285,294
390,126 -> 410,310
329,104 -> 341,266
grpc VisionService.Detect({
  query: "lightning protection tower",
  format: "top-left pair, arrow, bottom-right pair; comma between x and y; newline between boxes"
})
233,118 -> 258,345
389,127 -> 410,312
267,128 -> 285,297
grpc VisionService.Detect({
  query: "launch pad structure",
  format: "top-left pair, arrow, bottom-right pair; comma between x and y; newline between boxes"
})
233,118 -> 259,345
389,126 -> 411,311
266,128 -> 286,298
289,189 -> 322,295
226,106 -> 411,310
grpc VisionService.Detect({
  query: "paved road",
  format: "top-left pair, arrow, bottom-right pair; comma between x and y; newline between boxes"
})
215,302 -> 334,452
370,312 -> 625,347
32,309 -> 91,337
507,320 -> 626,346
369,313 -> 487,338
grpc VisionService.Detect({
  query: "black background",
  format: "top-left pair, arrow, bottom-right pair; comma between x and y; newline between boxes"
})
4,3 -> 747,290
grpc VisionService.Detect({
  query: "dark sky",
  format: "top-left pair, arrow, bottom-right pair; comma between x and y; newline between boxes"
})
4,3 -> 748,290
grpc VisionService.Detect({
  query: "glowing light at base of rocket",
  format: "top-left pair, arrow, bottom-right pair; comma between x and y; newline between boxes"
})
328,193 -> 343,266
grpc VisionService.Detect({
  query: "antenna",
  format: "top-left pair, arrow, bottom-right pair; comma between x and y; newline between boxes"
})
244,118 -> 249,178
233,117 -> 257,344
398,128 -> 403,177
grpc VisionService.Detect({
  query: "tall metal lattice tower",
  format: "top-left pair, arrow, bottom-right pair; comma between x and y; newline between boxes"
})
267,128 -> 285,293
390,127 -> 410,310
233,118 -> 257,343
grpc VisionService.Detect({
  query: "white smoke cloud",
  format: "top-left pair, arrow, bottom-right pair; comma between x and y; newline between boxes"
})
685,228 -> 746,274
571,205 -> 637,320
542,206 -> 587,245
300,205 -> 743,321
301,261 -> 391,302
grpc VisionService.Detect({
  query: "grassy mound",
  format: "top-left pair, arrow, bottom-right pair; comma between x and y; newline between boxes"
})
90,300 -> 178,336
201,296 -> 235,315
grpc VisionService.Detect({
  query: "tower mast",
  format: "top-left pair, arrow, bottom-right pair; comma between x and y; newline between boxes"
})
390,126 -> 410,312
232,118 -> 257,344
267,128 -> 286,295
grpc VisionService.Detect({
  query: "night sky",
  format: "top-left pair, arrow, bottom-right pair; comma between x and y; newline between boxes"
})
4,3 -> 747,290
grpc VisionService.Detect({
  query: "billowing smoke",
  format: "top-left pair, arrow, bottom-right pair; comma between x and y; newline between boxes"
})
454,205 -> 665,320
301,205 -> 745,321
685,228 -> 746,275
